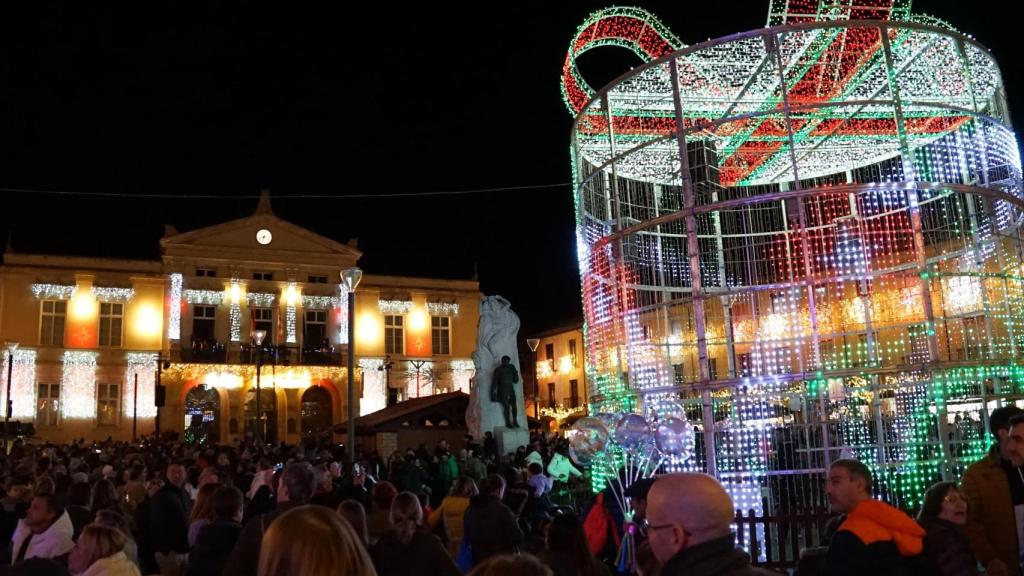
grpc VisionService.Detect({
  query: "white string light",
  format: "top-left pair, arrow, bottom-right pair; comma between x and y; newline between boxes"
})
359,358 -> 387,415
338,288 -> 350,345
30,284 -> 75,300
302,295 -> 338,309
124,353 -> 157,419
1,349 -> 36,419
247,293 -> 276,307
426,302 -> 460,316
61,351 -> 98,419
168,274 -> 182,340
184,289 -> 224,305
378,299 -> 413,315
93,287 -> 135,303
450,359 -> 475,394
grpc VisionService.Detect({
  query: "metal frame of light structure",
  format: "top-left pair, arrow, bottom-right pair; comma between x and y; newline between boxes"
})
526,338 -> 541,420
568,4 -> 1024,510
341,267 -> 363,464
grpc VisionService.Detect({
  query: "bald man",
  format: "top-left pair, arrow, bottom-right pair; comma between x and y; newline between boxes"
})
645,473 -> 772,575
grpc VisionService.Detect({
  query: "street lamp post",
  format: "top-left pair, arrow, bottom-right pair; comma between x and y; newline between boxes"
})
3,341 -> 18,453
526,338 -> 540,421
341,267 -> 363,465
252,330 -> 267,444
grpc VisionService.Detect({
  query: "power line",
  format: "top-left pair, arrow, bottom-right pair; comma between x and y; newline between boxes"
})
0,182 -> 571,200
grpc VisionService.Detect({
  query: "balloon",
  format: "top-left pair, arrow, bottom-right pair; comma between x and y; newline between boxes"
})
568,417 -> 610,464
593,412 -> 619,433
614,413 -> 650,449
655,417 -> 695,459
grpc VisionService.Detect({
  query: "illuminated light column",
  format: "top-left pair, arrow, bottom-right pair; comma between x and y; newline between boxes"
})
337,288 -> 349,345
227,280 -> 244,342
168,274 -> 182,341
62,351 -> 98,419
124,353 -> 158,420
284,283 -> 299,344
1,349 -> 36,420
358,358 -> 386,415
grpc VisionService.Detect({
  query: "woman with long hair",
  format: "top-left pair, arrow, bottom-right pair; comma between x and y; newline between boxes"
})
90,479 -> 123,516
339,500 -> 370,547
370,491 -> 460,576
917,482 -> 979,576
188,482 -> 221,547
427,475 -> 478,556
539,512 -> 610,576
258,505 -> 376,576
68,524 -> 140,576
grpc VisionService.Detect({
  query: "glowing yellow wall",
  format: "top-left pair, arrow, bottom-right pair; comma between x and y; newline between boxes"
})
125,279 -> 165,350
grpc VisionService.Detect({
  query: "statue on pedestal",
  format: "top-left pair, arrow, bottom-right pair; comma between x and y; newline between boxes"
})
466,296 -> 529,456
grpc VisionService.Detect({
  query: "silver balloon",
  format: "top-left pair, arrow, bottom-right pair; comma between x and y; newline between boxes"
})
593,412 -> 619,433
655,417 -> 695,459
614,413 -> 650,449
568,417 -> 610,464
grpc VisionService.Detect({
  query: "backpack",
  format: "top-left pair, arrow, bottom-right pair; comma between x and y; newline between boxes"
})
583,492 -> 621,556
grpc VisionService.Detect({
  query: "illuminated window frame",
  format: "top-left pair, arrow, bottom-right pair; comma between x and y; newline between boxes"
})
431,316 -> 451,356
385,315 -> 404,355
99,303 -> 124,348
40,301 -> 66,347
37,382 -> 61,427
97,382 -> 120,426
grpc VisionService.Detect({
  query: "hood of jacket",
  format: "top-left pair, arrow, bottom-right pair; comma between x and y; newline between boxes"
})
81,551 -> 141,576
839,499 -> 925,556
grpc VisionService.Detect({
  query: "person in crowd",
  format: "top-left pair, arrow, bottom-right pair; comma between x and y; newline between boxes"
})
149,462 -> 191,576
962,407 -> 1024,576
427,475 -> 477,557
8,557 -> 71,576
224,461 -> 315,576
338,500 -> 370,547
645,473 -> 771,576
67,481 -> 95,541
917,481 -> 979,576
370,491 -> 460,576
188,482 -> 221,547
0,476 -> 32,551
189,485 -> 244,576
121,465 -> 147,512
90,479 -> 123,517
464,474 -> 524,567
67,524 -> 140,576
546,448 -> 582,483
257,505 -> 376,576
11,493 -> 75,564
367,481 -> 398,545
468,554 -> 553,576
821,459 -> 925,575
92,510 -> 138,566
538,512 -> 609,576
310,464 -> 342,510
527,463 -> 553,499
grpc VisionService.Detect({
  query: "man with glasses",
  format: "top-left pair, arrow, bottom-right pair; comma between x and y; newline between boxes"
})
645,473 -> 771,575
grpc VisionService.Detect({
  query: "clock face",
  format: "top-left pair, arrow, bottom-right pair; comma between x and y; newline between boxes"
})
256,229 -> 273,245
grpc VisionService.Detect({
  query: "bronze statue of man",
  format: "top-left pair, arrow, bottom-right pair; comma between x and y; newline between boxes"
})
490,355 -> 520,428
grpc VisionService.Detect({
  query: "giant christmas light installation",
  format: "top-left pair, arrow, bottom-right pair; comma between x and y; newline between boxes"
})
568,1 -> 1024,509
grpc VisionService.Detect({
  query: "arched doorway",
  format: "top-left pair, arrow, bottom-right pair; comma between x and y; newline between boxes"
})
301,386 -> 333,441
184,385 -> 221,444
244,389 -> 279,443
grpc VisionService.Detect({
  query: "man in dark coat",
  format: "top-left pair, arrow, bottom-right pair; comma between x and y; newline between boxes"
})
223,461 -> 315,576
149,462 -> 191,576
463,474 -> 524,566
189,485 -> 244,576
490,356 -> 520,428
646,473 -> 773,576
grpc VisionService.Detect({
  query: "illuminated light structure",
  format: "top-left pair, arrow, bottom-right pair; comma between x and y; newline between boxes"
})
450,359 -> 475,394
567,2 -> 1024,510
359,358 -> 387,415
124,353 -> 158,419
62,351 -> 98,419
1,349 -> 37,419
168,274 -> 183,340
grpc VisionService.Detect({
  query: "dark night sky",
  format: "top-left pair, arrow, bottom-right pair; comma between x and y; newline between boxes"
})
0,1 -> 1018,335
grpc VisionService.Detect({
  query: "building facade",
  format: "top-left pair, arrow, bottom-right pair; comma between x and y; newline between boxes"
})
0,195 -> 480,444
527,325 -> 587,427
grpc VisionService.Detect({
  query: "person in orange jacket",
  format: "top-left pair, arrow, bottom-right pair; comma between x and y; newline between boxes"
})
822,459 -> 926,576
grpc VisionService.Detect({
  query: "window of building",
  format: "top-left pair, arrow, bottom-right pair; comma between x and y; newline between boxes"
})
547,382 -> 556,408
307,275 -> 328,284
431,316 -> 450,355
99,303 -> 124,347
569,338 -> 578,366
570,379 -> 580,408
304,310 -> 328,349
192,305 -> 216,342
37,383 -> 60,427
545,343 -> 555,361
97,383 -> 119,426
253,272 -> 273,281
40,301 -> 67,347
195,268 -> 217,277
253,308 -> 274,344
385,315 -> 404,355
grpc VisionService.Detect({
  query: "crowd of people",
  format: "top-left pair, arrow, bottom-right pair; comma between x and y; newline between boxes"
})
2,404 -> 1024,576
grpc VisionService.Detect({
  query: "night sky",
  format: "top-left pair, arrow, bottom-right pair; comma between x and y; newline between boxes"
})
0,1 -> 1018,335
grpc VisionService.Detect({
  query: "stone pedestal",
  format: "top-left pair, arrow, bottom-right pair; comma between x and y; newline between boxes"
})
495,426 -> 530,459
